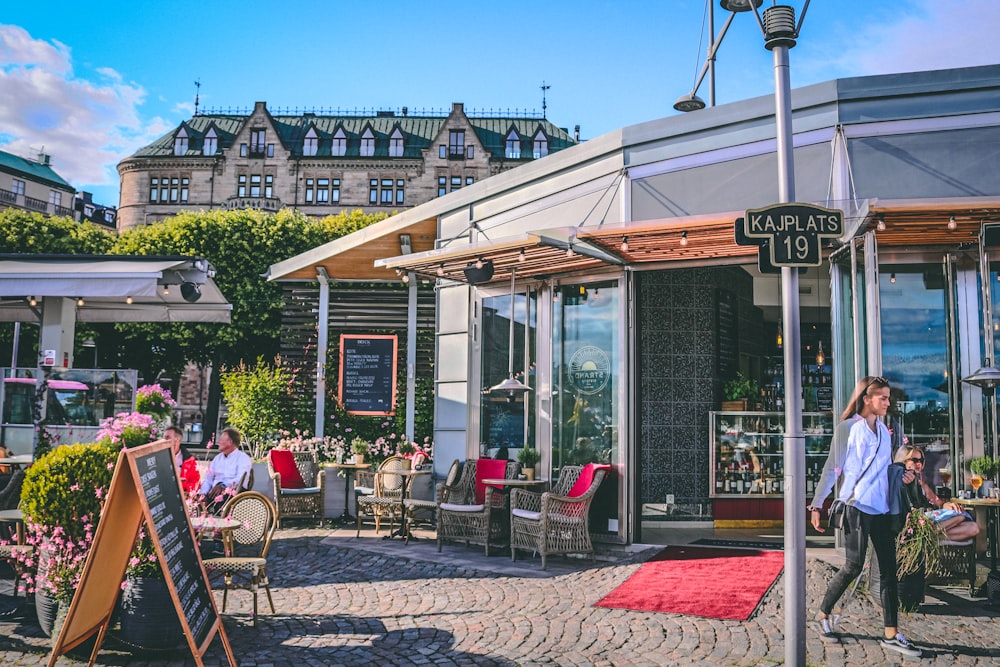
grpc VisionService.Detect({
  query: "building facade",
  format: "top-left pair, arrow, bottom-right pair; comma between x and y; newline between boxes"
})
0,149 -> 76,219
116,102 -> 578,231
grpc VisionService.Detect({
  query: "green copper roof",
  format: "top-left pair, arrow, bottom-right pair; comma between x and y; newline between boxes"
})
0,149 -> 74,191
126,105 -> 576,160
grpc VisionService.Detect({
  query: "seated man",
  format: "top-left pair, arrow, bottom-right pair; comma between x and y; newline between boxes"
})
199,427 -> 252,512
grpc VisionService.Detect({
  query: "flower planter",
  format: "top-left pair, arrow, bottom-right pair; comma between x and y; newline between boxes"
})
115,575 -> 185,651
35,587 -> 61,638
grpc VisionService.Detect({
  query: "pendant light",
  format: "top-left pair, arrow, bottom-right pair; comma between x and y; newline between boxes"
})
489,268 -> 532,396
776,320 -> 783,348
815,272 -> 824,366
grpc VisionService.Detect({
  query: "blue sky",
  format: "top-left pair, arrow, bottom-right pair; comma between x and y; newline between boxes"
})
1,0 -> 998,207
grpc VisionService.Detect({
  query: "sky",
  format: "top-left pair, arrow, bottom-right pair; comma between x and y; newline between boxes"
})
1,0 -> 999,207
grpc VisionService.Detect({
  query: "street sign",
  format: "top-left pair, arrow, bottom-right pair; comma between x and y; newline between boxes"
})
739,203 -> 843,267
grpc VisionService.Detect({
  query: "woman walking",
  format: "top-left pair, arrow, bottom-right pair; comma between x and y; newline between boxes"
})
807,376 -> 921,657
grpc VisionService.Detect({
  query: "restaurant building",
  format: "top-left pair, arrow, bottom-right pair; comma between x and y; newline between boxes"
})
268,64 -> 1000,545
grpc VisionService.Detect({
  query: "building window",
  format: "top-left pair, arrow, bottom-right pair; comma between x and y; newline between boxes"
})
170,177 -> 179,202
380,179 -> 393,204
250,129 -> 266,156
203,129 -> 217,156
505,130 -> 521,158
533,131 -> 548,158
360,129 -> 375,157
466,176 -> 474,186
451,176 -> 461,192
438,176 -> 446,197
265,175 -> 273,198
331,178 -> 341,203
250,175 -> 262,197
466,145 -> 474,159
396,179 -> 404,204
149,178 -> 159,202
180,177 -> 189,202
439,145 -> 446,159
11,179 -> 25,196
317,178 -> 330,203
332,129 -> 347,156
48,190 -> 62,207
174,129 -> 188,156
267,143 -> 275,157
369,179 -> 378,203
240,143 -> 247,157
305,178 -> 314,203
238,175 -> 247,198
303,129 -> 318,156
449,130 -> 465,157
389,129 -> 404,157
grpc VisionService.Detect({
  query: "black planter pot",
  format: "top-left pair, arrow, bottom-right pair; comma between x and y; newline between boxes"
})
34,588 -> 61,638
114,576 -> 185,651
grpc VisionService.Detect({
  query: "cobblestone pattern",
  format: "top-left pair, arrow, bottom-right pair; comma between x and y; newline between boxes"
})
1,526 -> 998,666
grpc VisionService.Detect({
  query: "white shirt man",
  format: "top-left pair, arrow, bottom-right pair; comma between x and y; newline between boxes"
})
199,428 -> 252,498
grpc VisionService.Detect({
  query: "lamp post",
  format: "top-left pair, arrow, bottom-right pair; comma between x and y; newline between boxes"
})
677,2 -> 811,663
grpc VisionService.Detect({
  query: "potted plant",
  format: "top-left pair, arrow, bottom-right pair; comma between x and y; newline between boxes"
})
18,442 -> 117,638
351,436 -> 369,465
722,373 -> 759,411
518,447 -> 540,481
115,523 -> 185,650
135,383 -> 177,426
969,455 -> 1000,496
96,411 -> 157,449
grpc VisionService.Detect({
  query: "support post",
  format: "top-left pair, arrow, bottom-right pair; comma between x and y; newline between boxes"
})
315,268 -> 330,438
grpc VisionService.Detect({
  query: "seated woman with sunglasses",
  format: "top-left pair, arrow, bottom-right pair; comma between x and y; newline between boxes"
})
896,446 -> 979,542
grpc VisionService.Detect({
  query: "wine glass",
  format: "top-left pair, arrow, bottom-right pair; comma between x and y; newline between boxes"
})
970,473 -> 984,497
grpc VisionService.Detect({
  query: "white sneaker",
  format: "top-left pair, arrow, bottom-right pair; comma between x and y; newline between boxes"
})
817,617 -> 838,643
880,633 -> 922,657
829,613 -> 842,632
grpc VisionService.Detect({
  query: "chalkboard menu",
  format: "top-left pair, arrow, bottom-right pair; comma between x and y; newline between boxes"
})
134,447 -> 216,648
339,334 -> 398,415
716,289 -> 739,380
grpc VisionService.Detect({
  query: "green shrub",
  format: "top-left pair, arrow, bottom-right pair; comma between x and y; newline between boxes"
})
220,356 -> 294,452
969,455 -> 999,479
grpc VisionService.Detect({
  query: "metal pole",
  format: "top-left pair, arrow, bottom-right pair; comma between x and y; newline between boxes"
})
773,35 -> 806,667
315,267 -> 330,438
708,0 -> 716,107
11,322 -> 19,371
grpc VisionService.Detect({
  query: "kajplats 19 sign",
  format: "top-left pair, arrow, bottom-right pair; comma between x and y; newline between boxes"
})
736,203 -> 844,268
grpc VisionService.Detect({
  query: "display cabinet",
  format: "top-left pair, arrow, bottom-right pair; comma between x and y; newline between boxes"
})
709,411 -> 833,499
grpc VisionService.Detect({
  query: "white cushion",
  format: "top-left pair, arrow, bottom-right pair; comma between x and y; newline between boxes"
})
512,508 -> 541,521
440,502 -> 485,513
354,486 -> 375,496
282,486 -> 320,496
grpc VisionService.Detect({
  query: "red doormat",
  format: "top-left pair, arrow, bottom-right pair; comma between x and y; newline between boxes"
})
594,545 -> 784,620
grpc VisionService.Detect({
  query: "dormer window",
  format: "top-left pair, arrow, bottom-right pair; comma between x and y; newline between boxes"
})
303,128 -> 318,157
174,128 -> 189,156
360,128 -> 375,157
532,130 -> 548,159
389,128 -> 404,157
250,129 -> 266,156
449,130 -> 465,157
332,128 -> 347,156
505,130 -> 521,159
203,128 -> 217,156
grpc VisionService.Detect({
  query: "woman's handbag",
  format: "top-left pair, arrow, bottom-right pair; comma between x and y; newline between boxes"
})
828,499 -> 848,530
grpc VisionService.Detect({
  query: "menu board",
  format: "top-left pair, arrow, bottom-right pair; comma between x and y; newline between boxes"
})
339,334 -> 398,415
134,446 -> 216,648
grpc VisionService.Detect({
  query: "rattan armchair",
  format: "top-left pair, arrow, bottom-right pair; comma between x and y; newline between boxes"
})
437,459 -> 519,556
510,464 -> 608,569
266,449 -> 326,528
356,455 -> 408,537
202,491 -> 277,626
402,459 -> 460,543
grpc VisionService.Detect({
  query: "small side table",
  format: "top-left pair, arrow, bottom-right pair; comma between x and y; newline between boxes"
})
325,463 -> 371,524
0,508 -> 25,545
190,515 -> 242,556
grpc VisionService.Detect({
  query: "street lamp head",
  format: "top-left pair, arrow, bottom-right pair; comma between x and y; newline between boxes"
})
762,4 -> 798,50
720,0 -> 762,12
673,92 -> 707,113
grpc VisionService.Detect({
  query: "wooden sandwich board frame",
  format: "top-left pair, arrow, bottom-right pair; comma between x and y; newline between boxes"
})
48,440 -> 237,667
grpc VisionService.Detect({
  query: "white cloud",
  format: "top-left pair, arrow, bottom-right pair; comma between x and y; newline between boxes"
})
0,24 -> 171,201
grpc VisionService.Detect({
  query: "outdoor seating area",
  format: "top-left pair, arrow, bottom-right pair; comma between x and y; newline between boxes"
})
266,449 -> 325,528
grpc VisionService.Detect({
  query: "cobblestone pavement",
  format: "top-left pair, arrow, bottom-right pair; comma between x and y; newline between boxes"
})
1,524 -> 998,666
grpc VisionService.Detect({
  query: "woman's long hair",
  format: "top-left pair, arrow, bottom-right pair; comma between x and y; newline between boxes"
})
894,444 -> 923,464
840,375 -> 891,420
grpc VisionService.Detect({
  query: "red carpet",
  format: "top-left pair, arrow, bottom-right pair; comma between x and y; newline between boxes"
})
594,545 -> 784,620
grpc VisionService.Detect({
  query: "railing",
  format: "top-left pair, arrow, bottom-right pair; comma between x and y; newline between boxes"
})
54,205 -> 74,217
0,188 -> 16,204
224,196 -> 283,211
24,196 -> 47,212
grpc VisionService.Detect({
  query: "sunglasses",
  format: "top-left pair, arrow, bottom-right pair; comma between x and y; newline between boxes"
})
908,457 -> 924,464
864,376 -> 890,393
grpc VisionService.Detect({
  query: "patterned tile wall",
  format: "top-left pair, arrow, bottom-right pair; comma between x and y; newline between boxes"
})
636,267 -> 758,513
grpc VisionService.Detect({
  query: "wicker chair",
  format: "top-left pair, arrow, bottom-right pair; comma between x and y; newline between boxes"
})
931,538 -> 978,596
266,449 -> 326,528
437,459 -> 519,556
510,464 -> 608,569
402,459 -> 460,543
356,456 -> 408,537
202,491 -> 277,626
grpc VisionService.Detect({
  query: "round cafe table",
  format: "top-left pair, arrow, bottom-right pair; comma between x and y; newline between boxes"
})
383,468 -> 431,540
325,462 -> 372,524
190,515 -> 242,556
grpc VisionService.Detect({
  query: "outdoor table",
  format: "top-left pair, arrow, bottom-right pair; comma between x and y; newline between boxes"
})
190,515 -> 242,556
481,478 -> 550,490
0,455 -> 33,471
382,468 -> 430,540
325,462 -> 371,524
0,508 -> 25,545
954,497 -> 1000,572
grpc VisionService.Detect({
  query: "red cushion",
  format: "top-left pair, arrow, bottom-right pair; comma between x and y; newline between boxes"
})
270,449 -> 306,489
567,463 -> 610,498
474,458 -> 508,504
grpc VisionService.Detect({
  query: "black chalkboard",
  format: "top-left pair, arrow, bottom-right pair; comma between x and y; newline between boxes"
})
716,289 -> 739,380
134,447 -> 216,648
339,334 -> 398,415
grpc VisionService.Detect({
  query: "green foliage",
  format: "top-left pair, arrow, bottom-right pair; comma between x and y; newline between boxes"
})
896,509 -> 945,577
723,372 -> 759,401
969,455 -> 1000,478
351,437 -> 370,456
21,442 -> 118,539
517,447 -> 540,467
0,209 -> 115,254
220,356 -> 295,448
